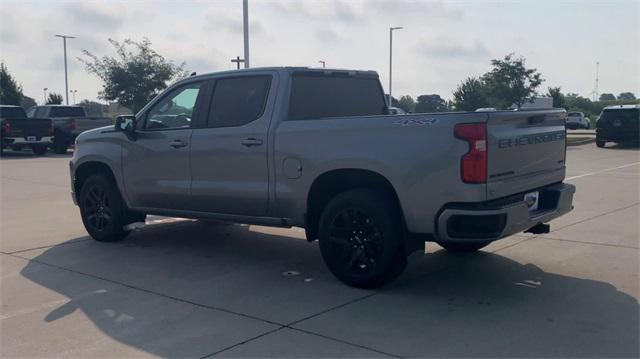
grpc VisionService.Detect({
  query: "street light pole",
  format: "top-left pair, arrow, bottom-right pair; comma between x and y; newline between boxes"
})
43,88 -> 48,104
71,90 -> 77,104
55,34 -> 76,105
243,0 -> 250,68
318,60 -> 326,68
388,26 -> 403,107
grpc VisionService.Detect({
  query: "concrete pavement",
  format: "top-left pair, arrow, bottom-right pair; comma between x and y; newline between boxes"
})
1,143 -> 638,357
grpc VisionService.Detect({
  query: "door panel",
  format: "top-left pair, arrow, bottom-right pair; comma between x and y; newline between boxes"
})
122,129 -> 193,209
189,74 -> 275,216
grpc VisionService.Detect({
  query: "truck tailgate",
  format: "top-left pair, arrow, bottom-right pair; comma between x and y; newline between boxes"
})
7,118 -> 52,138
486,109 -> 567,200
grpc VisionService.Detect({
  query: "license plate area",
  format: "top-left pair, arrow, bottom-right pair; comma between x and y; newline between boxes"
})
524,191 -> 539,212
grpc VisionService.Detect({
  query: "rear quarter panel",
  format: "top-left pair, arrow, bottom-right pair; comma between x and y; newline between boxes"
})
273,112 -> 490,233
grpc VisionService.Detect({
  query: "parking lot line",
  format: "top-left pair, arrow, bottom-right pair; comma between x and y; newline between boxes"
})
565,161 -> 640,181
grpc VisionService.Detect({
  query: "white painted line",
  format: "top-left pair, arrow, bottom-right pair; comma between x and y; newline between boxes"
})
565,162 -> 640,181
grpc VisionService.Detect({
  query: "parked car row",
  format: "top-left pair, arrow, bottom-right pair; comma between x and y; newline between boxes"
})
1,104 -> 113,155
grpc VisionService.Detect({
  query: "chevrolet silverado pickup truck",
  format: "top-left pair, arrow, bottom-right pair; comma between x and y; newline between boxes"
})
28,105 -> 113,153
1,105 -> 52,155
70,67 -> 576,288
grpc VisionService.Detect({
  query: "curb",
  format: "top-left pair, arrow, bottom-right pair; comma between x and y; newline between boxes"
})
567,138 -> 596,146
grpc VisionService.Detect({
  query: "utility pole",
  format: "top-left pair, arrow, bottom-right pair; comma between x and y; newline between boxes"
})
243,0 -> 250,68
55,34 -> 76,105
231,56 -> 245,70
388,26 -> 403,106
71,90 -> 78,104
318,60 -> 326,68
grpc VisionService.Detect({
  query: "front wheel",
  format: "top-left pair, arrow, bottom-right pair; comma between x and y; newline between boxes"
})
318,189 -> 407,289
79,174 -> 131,242
437,240 -> 491,252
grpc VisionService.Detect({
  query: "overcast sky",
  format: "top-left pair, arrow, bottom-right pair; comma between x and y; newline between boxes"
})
1,0 -> 638,104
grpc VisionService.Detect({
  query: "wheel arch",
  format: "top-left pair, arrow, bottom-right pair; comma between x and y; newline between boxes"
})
73,161 -> 121,203
305,168 -> 405,242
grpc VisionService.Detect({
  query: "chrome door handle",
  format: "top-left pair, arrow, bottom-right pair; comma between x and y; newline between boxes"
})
169,140 -> 187,148
241,138 -> 263,147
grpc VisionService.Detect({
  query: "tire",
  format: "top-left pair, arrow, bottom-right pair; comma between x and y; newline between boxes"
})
596,138 -> 606,148
52,139 -> 68,154
31,144 -> 47,155
79,174 -> 131,242
318,189 -> 407,289
437,240 -> 491,253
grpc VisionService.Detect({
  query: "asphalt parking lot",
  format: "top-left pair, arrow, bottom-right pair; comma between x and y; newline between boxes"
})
1,143 -> 638,358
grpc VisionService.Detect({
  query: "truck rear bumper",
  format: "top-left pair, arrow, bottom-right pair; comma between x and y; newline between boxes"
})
3,136 -> 53,145
436,182 -> 575,242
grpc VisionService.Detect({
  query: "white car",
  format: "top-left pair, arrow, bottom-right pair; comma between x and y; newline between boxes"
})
566,112 -> 590,129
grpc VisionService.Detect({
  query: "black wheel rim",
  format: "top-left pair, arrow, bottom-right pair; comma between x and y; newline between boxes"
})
327,207 -> 384,275
83,185 -> 111,232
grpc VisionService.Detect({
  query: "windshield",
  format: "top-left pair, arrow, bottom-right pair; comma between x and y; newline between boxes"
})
600,108 -> 639,122
49,106 -> 86,117
0,107 -> 27,119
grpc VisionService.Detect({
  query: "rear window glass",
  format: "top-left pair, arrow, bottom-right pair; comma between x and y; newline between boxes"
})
49,106 -> 85,117
567,112 -> 581,117
0,107 -> 26,119
600,109 -> 639,122
288,74 -> 386,121
208,76 -> 271,128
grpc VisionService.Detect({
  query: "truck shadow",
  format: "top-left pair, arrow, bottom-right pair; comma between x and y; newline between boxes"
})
19,220 -> 639,357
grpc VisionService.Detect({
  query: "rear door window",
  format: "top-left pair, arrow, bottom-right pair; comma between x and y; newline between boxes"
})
207,76 -> 271,128
288,74 -> 386,121
49,107 -> 85,117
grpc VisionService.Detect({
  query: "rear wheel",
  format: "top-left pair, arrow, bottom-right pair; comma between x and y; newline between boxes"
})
52,139 -> 68,154
596,138 -> 606,148
437,240 -> 491,252
31,144 -> 47,155
79,174 -> 131,242
318,189 -> 407,288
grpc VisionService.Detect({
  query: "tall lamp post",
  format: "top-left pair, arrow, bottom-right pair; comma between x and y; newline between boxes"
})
43,88 -> 48,104
318,60 -> 326,68
243,0 -> 250,68
388,26 -> 403,106
54,34 -> 76,105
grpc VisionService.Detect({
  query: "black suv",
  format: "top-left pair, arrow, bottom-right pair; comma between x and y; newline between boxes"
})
595,105 -> 640,148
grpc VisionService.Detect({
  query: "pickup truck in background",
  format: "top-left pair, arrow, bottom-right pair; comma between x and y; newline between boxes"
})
565,111 -> 590,129
1,105 -> 52,155
595,104 -> 640,148
70,67 -> 576,288
28,105 -> 113,153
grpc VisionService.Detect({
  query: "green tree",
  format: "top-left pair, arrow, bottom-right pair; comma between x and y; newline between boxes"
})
397,95 -> 416,113
77,99 -> 108,116
617,92 -> 636,101
0,62 -> 24,105
46,93 -> 63,104
79,38 -> 187,113
482,53 -> 544,108
415,94 -> 448,113
547,87 -> 565,108
452,77 -> 488,111
599,93 -> 616,102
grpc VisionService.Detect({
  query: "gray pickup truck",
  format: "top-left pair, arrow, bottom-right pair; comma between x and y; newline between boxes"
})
70,67 -> 575,288
28,105 -> 113,153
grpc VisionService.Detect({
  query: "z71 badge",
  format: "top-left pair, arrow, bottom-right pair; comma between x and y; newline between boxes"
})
394,118 -> 439,126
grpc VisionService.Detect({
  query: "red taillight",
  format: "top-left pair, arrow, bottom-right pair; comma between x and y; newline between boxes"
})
3,120 -> 11,135
454,123 -> 487,184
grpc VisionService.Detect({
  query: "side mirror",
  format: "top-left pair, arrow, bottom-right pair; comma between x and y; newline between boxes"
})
115,115 -> 137,140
